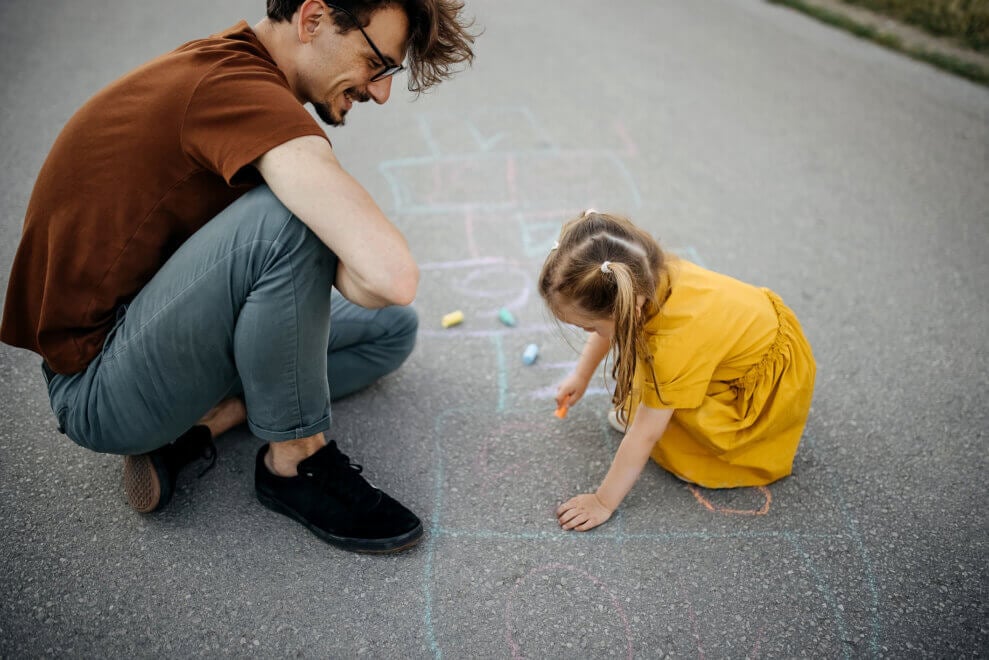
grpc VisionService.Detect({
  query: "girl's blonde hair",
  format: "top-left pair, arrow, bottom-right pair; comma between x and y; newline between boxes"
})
538,210 -> 670,408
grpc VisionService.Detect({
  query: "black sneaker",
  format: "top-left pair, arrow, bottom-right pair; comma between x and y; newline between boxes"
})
255,441 -> 423,553
122,425 -> 217,513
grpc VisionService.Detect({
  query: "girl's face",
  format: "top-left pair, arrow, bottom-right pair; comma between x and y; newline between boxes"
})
556,301 -> 616,339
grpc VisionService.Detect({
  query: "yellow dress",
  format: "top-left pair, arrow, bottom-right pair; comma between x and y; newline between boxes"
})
624,260 -> 816,488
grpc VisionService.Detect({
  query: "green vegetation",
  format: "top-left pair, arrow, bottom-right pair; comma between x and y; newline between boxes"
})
768,0 -> 989,86
839,0 -> 989,52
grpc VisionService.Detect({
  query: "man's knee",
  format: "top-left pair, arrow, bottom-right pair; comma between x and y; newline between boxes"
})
383,304 -> 418,362
394,306 -> 419,360
236,184 -> 289,218
221,185 -> 335,281
226,186 -> 322,248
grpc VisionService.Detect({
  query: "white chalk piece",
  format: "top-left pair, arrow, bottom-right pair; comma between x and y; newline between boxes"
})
522,343 -> 539,365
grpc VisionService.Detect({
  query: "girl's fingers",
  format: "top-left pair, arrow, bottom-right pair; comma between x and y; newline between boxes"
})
556,498 -> 579,515
558,507 -> 581,525
562,513 -> 588,530
574,519 -> 597,532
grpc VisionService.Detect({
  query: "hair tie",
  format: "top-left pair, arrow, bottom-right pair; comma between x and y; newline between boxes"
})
600,261 -> 612,273
550,241 -> 559,251
583,208 -> 598,217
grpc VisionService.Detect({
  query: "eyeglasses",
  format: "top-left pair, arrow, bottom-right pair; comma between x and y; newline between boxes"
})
325,3 -> 406,82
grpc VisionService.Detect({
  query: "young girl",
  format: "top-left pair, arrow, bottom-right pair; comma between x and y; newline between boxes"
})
540,210 -> 816,532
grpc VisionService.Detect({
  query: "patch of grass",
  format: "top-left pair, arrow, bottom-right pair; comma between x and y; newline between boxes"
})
768,0 -> 989,86
910,47 -> 989,85
839,0 -> 989,53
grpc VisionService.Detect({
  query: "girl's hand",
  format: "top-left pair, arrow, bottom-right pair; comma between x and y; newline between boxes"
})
556,372 -> 590,408
556,493 -> 613,531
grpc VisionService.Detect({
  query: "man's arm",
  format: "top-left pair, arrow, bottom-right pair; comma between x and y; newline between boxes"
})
255,135 -> 418,308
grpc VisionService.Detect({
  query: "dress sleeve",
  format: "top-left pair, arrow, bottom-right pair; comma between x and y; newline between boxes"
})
181,58 -> 328,186
640,333 -> 718,410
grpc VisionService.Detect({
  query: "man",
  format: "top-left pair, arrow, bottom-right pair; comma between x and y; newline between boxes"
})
0,0 -> 476,553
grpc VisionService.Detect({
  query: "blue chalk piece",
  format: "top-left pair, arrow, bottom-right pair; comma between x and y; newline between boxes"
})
498,308 -> 517,327
522,343 -> 539,365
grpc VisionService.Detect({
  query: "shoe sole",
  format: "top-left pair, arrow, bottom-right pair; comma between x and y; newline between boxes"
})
607,409 -> 629,433
256,490 -> 423,554
122,454 -> 163,513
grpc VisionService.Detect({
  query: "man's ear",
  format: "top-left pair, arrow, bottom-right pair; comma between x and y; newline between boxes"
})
297,0 -> 327,44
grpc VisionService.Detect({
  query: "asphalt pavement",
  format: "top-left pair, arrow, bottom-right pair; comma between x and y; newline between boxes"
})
1,0 -> 987,657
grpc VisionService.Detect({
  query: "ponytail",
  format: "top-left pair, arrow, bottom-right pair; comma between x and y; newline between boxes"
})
604,262 -> 662,409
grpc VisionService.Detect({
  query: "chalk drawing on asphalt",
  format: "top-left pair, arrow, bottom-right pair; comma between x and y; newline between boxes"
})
374,107 -> 878,658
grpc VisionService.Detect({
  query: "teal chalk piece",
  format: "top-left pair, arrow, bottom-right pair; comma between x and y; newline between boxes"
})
498,308 -> 517,327
522,343 -> 539,365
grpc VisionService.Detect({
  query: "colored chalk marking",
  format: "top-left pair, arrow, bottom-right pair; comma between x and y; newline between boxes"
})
687,484 -> 772,515
441,310 -> 464,328
498,307 -> 517,327
400,111 -> 882,659
522,343 -> 539,365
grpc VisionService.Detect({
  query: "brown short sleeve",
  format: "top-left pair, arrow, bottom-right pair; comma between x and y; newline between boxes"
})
182,59 -> 328,185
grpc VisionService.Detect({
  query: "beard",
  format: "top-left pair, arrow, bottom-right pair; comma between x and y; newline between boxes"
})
313,88 -> 371,127
314,102 -> 344,126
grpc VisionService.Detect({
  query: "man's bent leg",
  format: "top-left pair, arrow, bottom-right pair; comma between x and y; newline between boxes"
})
46,186 -> 422,548
326,290 -> 418,401
51,185 -> 336,455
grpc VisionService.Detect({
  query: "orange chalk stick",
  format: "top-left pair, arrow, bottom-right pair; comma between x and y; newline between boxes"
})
554,404 -> 569,419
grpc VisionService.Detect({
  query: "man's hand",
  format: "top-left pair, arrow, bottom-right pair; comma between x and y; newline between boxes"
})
556,493 -> 613,532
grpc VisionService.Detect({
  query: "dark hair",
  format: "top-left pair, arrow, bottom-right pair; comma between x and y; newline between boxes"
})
266,0 -> 477,93
539,211 -> 670,409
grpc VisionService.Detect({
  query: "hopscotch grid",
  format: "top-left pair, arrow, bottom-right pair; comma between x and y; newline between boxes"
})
407,105 -> 560,153
418,278 -> 878,657
381,148 -> 633,169
785,532 -> 852,660
378,148 -> 643,216
830,470 -> 882,656
435,528 -> 841,542
394,107 -> 879,658
418,114 -> 441,158
491,334 -> 507,413
425,402 -> 870,659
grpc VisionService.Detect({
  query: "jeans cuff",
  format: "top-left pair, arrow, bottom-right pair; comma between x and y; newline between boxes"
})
248,414 -> 331,442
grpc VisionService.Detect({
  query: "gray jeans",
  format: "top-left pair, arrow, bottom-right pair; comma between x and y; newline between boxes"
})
44,185 -> 417,454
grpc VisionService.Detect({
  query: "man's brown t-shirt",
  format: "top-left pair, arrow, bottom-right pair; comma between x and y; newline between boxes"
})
1,22 -> 327,374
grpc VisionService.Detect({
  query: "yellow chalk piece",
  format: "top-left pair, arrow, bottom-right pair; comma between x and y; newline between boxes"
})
554,404 -> 569,419
441,310 -> 464,328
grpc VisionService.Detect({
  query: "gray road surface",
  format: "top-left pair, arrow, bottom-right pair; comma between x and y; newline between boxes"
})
1,0 -> 987,657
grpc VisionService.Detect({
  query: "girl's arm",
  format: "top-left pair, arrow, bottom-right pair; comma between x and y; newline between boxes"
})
556,332 -> 612,407
557,404 -> 674,531
575,332 -> 611,381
